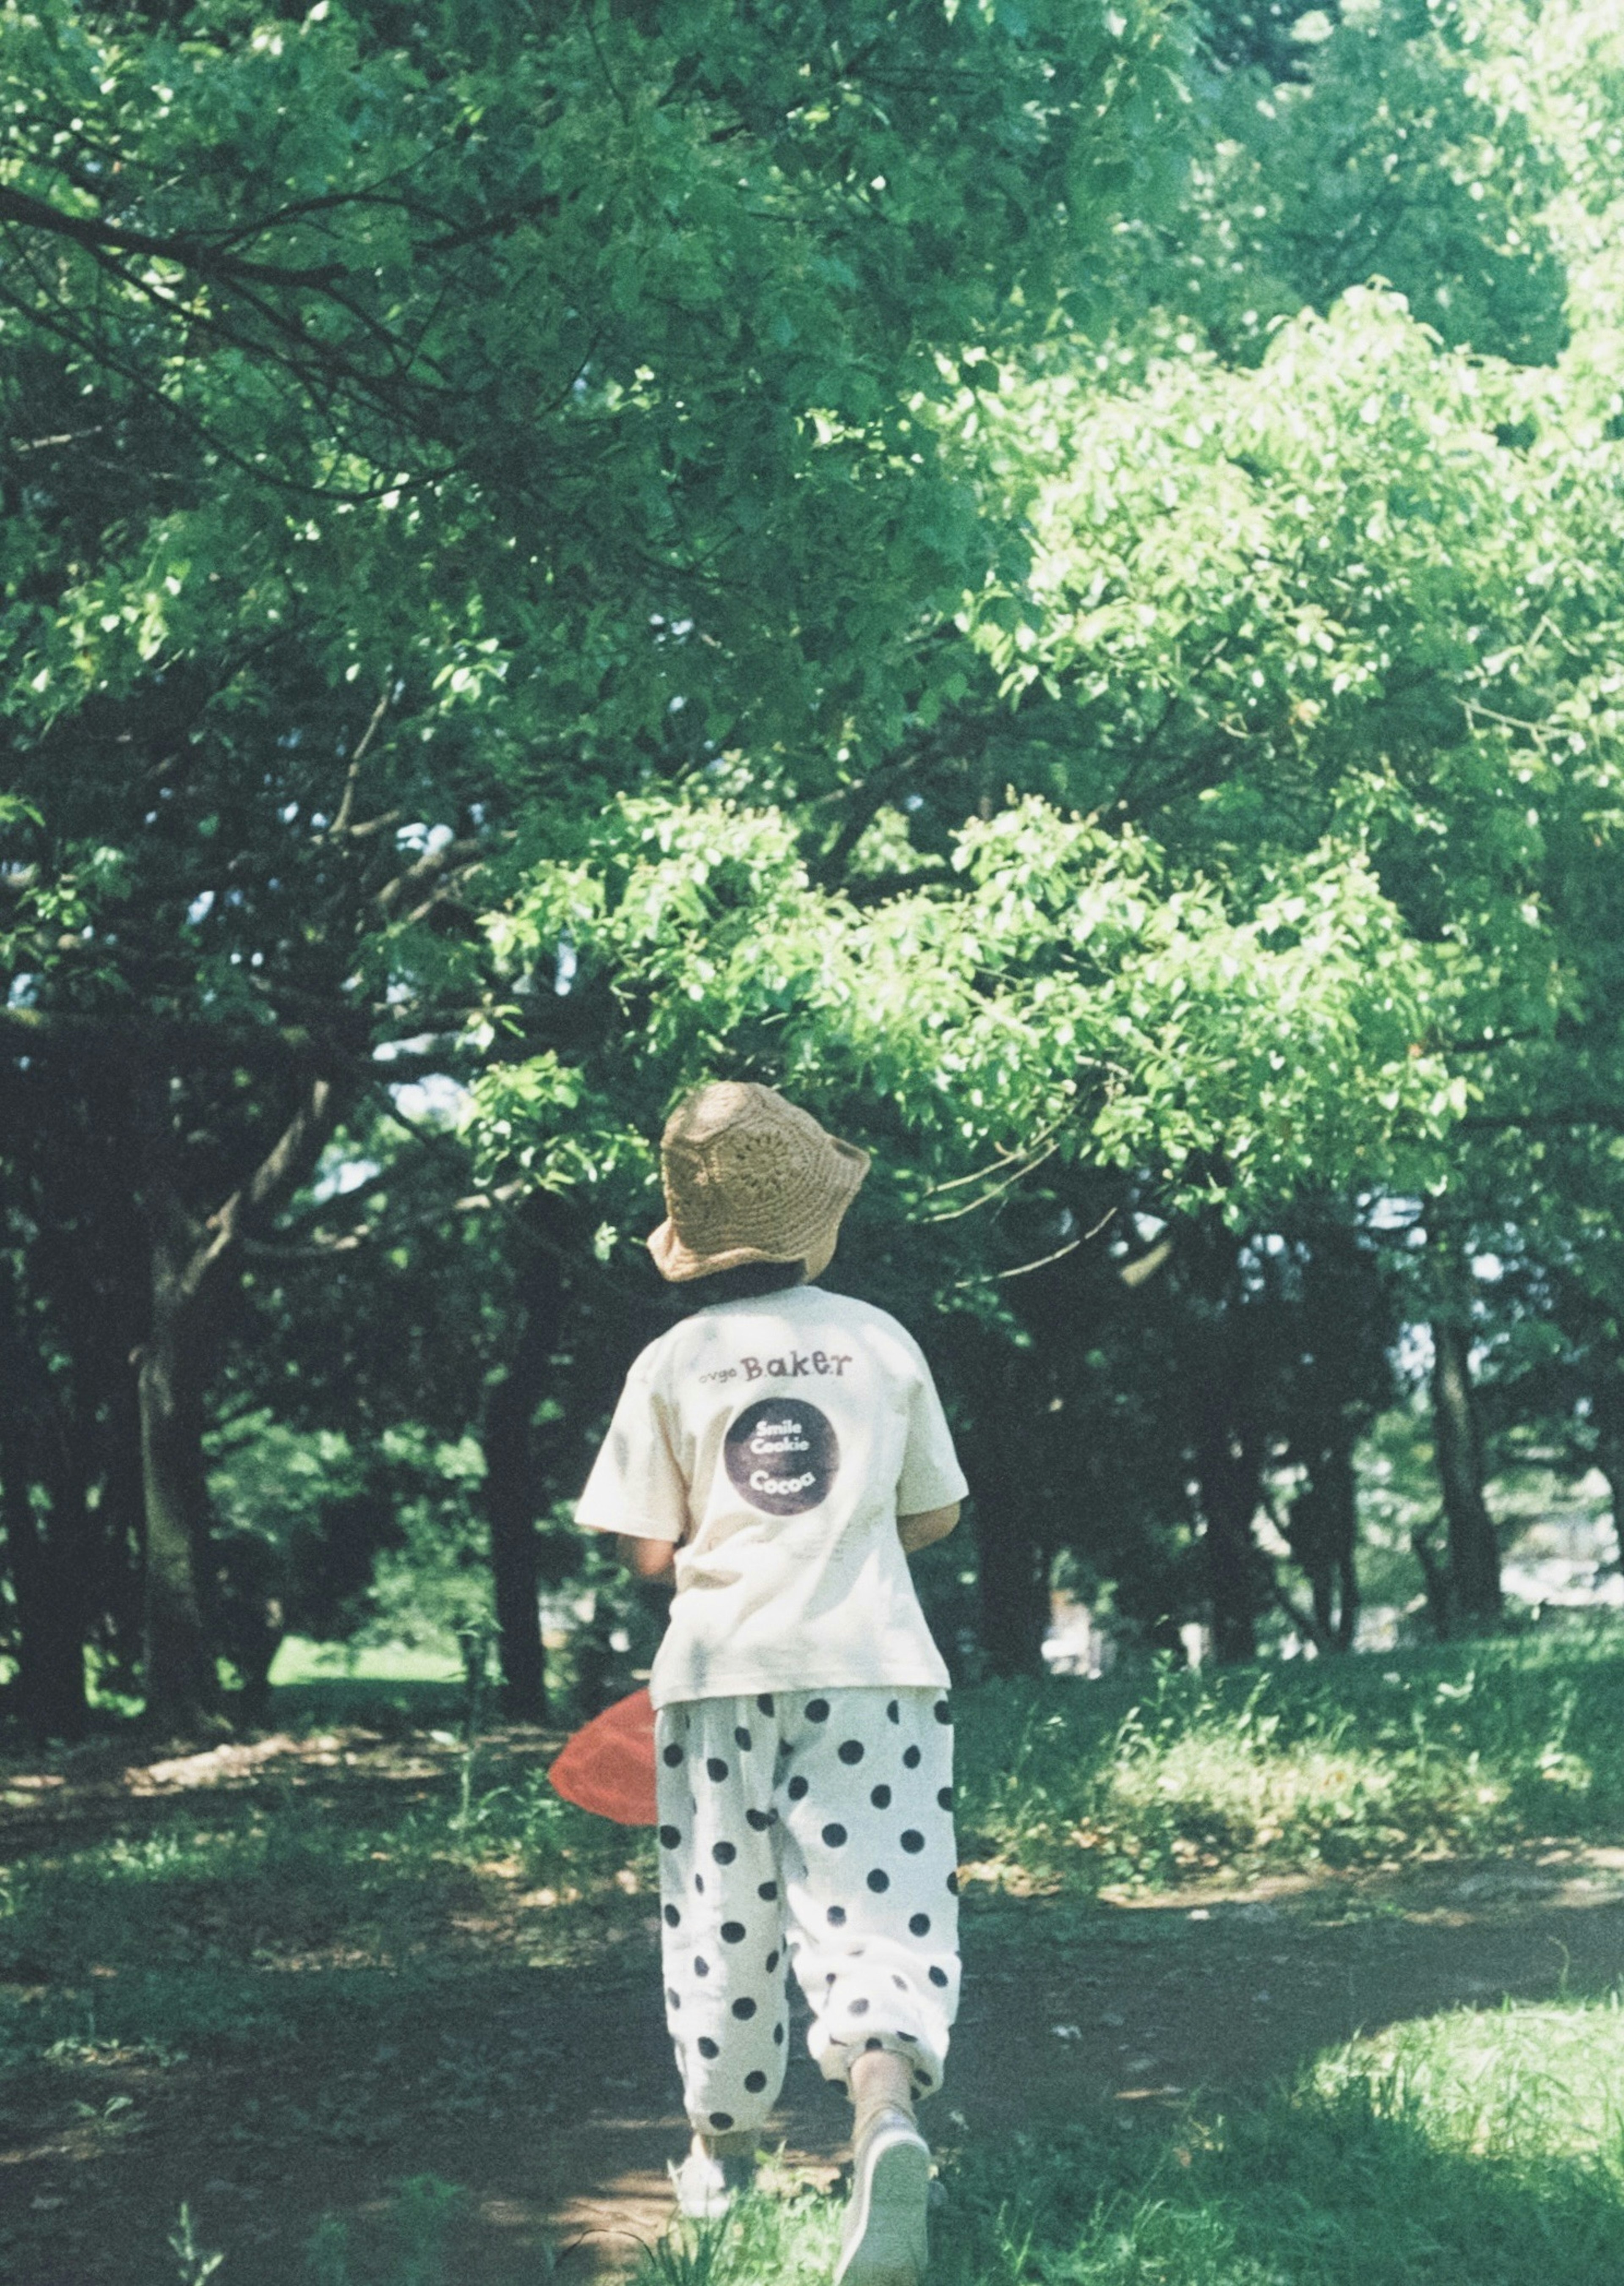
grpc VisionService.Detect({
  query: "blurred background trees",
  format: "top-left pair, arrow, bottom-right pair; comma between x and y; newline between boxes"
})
3,0 -> 1621,1737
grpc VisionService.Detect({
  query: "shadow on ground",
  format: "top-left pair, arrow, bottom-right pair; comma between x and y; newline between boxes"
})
3,1722 -> 1623,2283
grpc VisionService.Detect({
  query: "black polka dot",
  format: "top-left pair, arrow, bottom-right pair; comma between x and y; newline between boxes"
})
765,1949 -> 779,1971
837,1739 -> 864,1765
774,2023 -> 785,2045
893,1975 -> 907,1990
721,1921 -> 746,1944
732,1998 -> 757,2020
694,1957 -> 709,1976
806,1697 -> 830,1722
698,2037 -> 720,2058
903,1746 -> 922,1769
929,1965 -> 949,1987
938,1787 -> 953,1811
822,1823 -> 848,1848
667,1987 -> 681,2007
758,1880 -> 779,1902
826,1905 -> 847,1928
663,1743 -> 683,1767
710,2110 -> 734,2130
909,1912 -> 931,1937
866,2035 -> 884,2051
664,1905 -> 681,1927
946,1871 -> 959,1894
744,2070 -> 767,2092
787,1776 -> 809,1801
694,1873 -> 705,1894
867,1868 -> 890,1893
707,1757 -> 729,1782
887,1699 -> 900,1723
746,1807 -> 771,1831
933,1700 -> 952,1725
900,1830 -> 924,1854
660,1825 -> 681,1848
756,1693 -> 775,1714
713,1841 -> 737,1865
849,1996 -> 870,2015
734,1727 -> 753,1751
870,1784 -> 892,1809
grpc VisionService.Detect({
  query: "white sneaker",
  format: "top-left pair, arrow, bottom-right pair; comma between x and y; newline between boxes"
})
834,2104 -> 931,2286
667,2136 -> 756,2220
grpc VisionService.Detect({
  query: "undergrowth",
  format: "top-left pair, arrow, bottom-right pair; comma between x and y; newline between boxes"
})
952,1625 -> 1624,1894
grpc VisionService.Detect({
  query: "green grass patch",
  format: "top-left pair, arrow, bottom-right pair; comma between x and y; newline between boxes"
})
0,1752 -> 655,2080
953,1626 -> 1624,1895
627,1995 -> 1624,2286
267,1637 -> 470,1689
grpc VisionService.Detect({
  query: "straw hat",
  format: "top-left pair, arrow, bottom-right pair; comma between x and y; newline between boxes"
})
647,1082 -> 870,1284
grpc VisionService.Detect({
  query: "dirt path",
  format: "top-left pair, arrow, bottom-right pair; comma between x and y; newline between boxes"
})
5,1739 -> 1624,2285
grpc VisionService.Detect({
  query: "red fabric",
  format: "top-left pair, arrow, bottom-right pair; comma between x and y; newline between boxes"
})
547,1686 -> 658,1826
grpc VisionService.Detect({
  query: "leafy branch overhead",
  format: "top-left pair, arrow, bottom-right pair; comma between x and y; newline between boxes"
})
5,0 -> 1624,1723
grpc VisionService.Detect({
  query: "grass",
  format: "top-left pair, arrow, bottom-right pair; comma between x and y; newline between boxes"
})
952,1622 -> 1624,1896
5,1626 -> 1624,2280
0,1737 -> 656,2074
266,1636 -> 470,1688
625,1995 -> 1624,2286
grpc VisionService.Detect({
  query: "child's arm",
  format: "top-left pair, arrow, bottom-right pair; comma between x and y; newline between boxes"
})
616,1533 -> 677,1582
898,1501 -> 959,1556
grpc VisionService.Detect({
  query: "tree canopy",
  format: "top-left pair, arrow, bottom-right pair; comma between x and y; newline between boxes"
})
4,0 -> 1623,1732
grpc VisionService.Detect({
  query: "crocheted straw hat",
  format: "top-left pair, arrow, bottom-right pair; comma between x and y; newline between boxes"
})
647,1082 -> 870,1284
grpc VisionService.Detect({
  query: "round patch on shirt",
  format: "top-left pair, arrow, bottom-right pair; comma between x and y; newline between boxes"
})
724,1398 -> 839,1516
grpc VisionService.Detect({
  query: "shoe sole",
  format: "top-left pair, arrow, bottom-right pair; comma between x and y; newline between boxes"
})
833,2124 -> 931,2286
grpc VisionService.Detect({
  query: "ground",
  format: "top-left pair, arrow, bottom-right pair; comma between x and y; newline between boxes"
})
4,1714 -> 1624,2285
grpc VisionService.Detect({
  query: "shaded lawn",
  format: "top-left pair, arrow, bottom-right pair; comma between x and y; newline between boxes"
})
2,1632 -> 1624,2279
644,2021 -> 1624,2286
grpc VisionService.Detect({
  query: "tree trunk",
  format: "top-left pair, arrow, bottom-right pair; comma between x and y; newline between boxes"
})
959,1343 -> 1048,1677
1429,1318 -> 1500,1629
96,1366 -> 150,1697
1,1457 -> 91,1742
1194,1411 -> 1262,1664
133,1070 -> 345,1730
973,1476 -> 1049,1677
136,1284 -> 220,1727
1286,1439 -> 1360,1654
1591,1367 -> 1624,1573
483,1244 -> 565,1721
0,1268 -> 92,1741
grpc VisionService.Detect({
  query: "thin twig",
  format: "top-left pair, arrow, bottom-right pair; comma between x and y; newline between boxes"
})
994,1236 -> 1083,1281
924,1141 -> 1061,1222
329,684 -> 395,839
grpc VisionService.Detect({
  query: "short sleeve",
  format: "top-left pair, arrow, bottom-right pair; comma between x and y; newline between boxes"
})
575,1349 -> 690,1544
895,1349 -> 969,1516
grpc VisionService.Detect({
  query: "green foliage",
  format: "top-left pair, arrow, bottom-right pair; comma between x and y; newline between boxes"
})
167,2204 -> 225,2286
470,783 -> 1458,1238
1177,0 -> 1568,367
7,0 -> 1624,1719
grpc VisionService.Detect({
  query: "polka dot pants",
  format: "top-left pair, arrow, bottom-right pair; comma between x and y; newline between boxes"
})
655,1686 -> 960,2138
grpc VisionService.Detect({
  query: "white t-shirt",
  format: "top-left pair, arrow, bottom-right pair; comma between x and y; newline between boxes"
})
575,1284 -> 968,1711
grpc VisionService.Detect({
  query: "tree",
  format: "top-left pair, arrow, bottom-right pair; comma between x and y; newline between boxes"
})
2,0 -> 1178,1721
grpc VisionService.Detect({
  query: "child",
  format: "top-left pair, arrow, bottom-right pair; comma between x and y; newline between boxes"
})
575,1081 -> 967,2286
